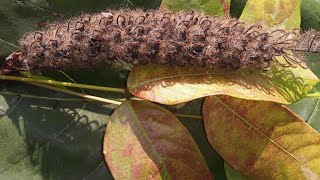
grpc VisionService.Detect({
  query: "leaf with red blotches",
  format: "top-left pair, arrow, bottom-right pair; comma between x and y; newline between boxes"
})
203,95 -> 320,179
104,100 -> 212,179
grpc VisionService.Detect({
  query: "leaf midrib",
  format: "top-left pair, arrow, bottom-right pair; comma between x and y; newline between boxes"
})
127,101 -> 171,179
129,70 -> 237,90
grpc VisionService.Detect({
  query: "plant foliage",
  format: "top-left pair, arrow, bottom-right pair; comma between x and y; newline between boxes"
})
0,0 -> 319,179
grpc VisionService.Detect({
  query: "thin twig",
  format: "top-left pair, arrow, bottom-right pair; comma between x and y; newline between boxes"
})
27,82 -> 122,105
0,75 -> 125,93
175,113 -> 202,119
0,91 -> 84,102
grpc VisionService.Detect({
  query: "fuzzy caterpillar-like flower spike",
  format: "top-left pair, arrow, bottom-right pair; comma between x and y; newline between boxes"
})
1,9 -> 319,74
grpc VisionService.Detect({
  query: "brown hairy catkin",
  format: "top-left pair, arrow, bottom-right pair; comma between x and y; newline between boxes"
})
1,9 -> 320,74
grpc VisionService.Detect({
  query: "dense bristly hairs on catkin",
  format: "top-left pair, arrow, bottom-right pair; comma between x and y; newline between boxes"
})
2,9 -> 320,73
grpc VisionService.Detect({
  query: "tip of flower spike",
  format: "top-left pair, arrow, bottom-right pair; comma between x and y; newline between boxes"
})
1,51 -> 24,74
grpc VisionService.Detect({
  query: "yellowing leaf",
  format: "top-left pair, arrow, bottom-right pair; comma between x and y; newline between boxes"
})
103,100 -> 212,179
160,0 -> 230,16
203,95 -> 320,179
127,64 -> 318,105
239,0 -> 301,29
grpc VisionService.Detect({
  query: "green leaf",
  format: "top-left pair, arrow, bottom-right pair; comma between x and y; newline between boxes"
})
0,0 -> 55,57
160,0 -> 230,16
104,100 -> 212,179
301,0 -> 320,31
203,95 -> 320,179
289,98 -> 320,132
229,0 -> 247,18
224,162 -> 249,180
0,83 -> 114,179
49,0 -> 161,12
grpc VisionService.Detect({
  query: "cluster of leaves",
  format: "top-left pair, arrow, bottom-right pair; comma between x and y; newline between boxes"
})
0,0 -> 320,179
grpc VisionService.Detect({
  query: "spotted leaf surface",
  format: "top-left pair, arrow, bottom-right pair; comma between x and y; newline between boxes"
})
203,95 -> 320,179
104,100 -> 212,179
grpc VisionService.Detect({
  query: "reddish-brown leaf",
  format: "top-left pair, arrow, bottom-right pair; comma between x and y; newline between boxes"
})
104,100 -> 212,179
203,95 -> 320,179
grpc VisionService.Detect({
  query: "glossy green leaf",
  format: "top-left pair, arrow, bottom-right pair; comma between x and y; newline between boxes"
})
160,0 -> 230,16
104,100 -> 212,179
289,98 -> 320,132
229,0 -> 247,18
203,95 -> 320,179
